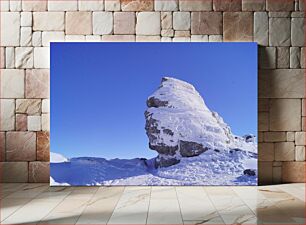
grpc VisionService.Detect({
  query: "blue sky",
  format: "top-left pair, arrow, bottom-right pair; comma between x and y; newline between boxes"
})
51,43 -> 257,159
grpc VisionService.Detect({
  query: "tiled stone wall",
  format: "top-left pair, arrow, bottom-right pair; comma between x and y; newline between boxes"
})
0,0 -> 305,184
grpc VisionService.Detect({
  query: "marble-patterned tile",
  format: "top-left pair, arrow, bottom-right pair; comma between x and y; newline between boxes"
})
76,187 -> 124,224
0,198 -> 32,222
0,183 -> 28,199
231,186 -> 266,200
5,183 -> 49,199
176,187 -> 217,221
2,198 -> 64,224
276,184 -> 305,202
108,187 -> 150,224
183,216 -> 225,225
147,187 -> 183,224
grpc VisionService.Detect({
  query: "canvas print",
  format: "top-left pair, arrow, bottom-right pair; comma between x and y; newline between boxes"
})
50,43 -> 258,186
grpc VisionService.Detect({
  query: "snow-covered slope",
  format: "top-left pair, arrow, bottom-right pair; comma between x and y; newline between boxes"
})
50,152 -> 68,163
50,149 -> 257,186
145,77 -> 256,167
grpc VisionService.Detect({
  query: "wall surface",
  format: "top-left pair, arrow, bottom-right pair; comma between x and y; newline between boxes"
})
0,0 -> 305,184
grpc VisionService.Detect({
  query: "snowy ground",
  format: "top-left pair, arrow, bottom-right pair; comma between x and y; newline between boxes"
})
50,149 -> 257,186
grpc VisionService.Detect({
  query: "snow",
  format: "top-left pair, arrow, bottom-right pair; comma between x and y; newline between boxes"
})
50,77 -> 258,186
50,149 -> 257,186
50,152 -> 68,163
146,77 -> 257,154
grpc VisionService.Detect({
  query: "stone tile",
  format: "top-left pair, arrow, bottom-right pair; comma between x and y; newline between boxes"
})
270,99 -> 301,131
6,132 -> 36,161
114,12 -> 135,35
266,0 -> 294,11
272,165 -> 282,184
213,0 -> 242,11
223,12 -> 253,42
66,12 -> 92,35
0,69 -> 24,98
268,12 -> 290,17
299,0 -> 304,11
37,131 -> 50,161
1,12 -> 20,46
276,47 -> 289,68
301,47 -> 305,69
105,0 -> 120,11
0,99 -> 15,131
259,47 -> 276,69
179,0 -> 212,11
41,114 -> 50,131
282,162 -> 305,182
155,0 -> 178,11
0,162 -> 28,182
33,12 -> 65,31
173,37 -> 190,42
136,36 -> 161,42
258,162 -> 273,185
242,0 -> 265,11
295,132 -> 305,146
20,27 -> 32,47
254,12 -> 268,46
136,12 -> 160,35
269,18 -> 290,47
191,35 -> 208,42
22,0 -> 47,11
42,99 -> 50,113
259,69 -> 304,98
16,99 -> 41,115
0,132 -> 4,161
78,0 -> 104,10
208,35 -> 222,42
15,47 -> 33,69
291,12 -> 305,18
48,0 -> 78,11
258,98 -> 269,112
286,132 -> 295,142
173,12 -> 190,30
121,0 -> 153,11
29,162 -> 50,183
161,37 -> 172,42
33,47 -> 49,68
290,47 -> 301,69
1,0 -> 9,11
42,32 -> 65,47
85,35 -> 101,41
21,12 -> 32,27
291,18 -> 304,47
275,142 -> 295,161
27,116 -> 41,131
161,12 -> 172,29
65,35 -> 86,42
303,99 -> 305,117
5,48 -> 14,68
93,12 -> 113,35
16,114 -> 27,131
161,29 -> 174,37
10,2 -> 22,13
191,12 -> 222,35
32,31 -> 42,47
175,30 -> 190,37
258,112 -> 269,131
0,48 -> 4,69
102,35 -> 135,42
26,69 -> 50,98
258,132 -> 263,142
295,146 -> 305,161
264,132 -> 286,142
258,143 -> 274,161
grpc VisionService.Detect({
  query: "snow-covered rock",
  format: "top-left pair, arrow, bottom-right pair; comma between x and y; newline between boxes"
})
145,77 -> 256,167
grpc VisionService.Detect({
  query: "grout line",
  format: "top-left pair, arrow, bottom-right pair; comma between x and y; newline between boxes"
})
145,186 -> 152,225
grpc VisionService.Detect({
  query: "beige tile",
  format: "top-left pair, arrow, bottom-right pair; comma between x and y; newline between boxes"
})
108,187 -> 150,224
76,187 -> 124,224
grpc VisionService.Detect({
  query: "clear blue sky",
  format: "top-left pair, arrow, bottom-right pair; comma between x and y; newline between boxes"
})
51,43 -> 257,159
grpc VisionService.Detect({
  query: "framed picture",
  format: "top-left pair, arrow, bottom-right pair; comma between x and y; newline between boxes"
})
50,43 -> 258,186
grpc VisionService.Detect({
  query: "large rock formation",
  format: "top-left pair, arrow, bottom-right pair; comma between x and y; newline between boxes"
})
145,77 -> 256,167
